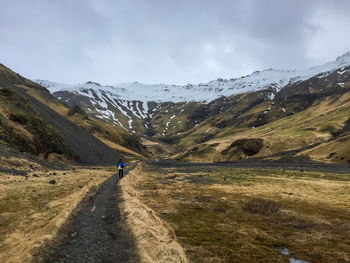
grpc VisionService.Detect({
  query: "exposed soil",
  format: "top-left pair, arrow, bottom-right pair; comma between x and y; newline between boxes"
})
42,166 -> 139,263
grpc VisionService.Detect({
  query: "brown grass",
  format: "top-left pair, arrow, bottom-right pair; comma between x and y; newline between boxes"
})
298,134 -> 350,163
137,165 -> 350,263
119,164 -> 189,263
241,197 -> 281,215
0,158 -> 113,263
178,90 -> 350,163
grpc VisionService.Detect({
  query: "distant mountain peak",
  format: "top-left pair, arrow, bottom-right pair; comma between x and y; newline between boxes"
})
85,81 -> 102,86
335,51 -> 350,65
34,51 -> 350,103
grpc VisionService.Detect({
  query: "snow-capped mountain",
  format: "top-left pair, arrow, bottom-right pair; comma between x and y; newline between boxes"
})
35,51 -> 350,103
34,52 -> 350,133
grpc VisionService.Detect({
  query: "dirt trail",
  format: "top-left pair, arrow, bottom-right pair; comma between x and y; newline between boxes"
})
44,167 -> 139,263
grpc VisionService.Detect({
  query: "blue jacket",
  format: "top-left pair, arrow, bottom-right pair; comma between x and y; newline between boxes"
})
117,162 -> 125,168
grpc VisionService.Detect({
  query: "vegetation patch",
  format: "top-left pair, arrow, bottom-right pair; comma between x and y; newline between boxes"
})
67,105 -> 88,118
8,110 -> 29,125
319,124 -> 338,134
138,164 -> 350,263
177,144 -> 216,162
216,138 -> 264,161
229,138 -> 264,156
241,197 -> 281,215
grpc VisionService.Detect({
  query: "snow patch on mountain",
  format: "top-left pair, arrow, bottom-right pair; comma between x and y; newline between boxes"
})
35,51 -> 350,105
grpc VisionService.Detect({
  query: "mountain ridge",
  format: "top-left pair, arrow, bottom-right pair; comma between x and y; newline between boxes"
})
31,52 -> 350,140
35,51 -> 350,103
1,51 -> 349,164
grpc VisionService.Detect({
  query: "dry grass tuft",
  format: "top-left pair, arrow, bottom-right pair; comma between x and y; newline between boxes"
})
241,197 -> 281,215
142,185 -> 170,204
119,164 -> 189,263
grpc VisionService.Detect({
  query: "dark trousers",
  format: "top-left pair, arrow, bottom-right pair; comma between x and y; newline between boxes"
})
119,169 -> 124,178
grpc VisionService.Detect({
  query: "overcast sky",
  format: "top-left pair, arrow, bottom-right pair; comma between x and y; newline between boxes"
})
1,0 -> 350,85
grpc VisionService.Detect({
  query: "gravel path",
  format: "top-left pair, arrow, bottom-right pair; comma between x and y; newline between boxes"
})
45,167 -> 139,263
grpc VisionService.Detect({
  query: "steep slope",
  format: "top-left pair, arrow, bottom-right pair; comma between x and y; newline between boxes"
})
21,83 -> 148,159
0,64 -> 125,165
0,65 -> 76,162
0,86 -> 76,161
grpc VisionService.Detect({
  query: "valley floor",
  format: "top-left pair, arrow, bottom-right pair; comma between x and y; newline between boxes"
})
137,162 -> 350,263
1,156 -> 350,263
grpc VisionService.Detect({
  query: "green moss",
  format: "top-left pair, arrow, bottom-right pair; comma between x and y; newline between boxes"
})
9,111 -> 29,125
140,165 -> 350,263
0,87 -> 14,98
319,124 -> 338,134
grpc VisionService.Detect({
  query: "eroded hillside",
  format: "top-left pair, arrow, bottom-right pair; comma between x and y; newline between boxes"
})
0,64 -> 144,165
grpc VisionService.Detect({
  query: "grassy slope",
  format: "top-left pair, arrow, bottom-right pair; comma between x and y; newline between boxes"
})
0,65 -> 75,161
298,134 -> 350,163
150,102 -> 202,142
161,70 -> 350,163
176,90 -> 350,163
0,86 -> 76,161
18,78 -> 145,160
0,63 -> 163,161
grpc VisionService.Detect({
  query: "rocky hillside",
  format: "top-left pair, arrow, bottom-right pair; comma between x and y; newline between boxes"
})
0,64 -> 144,165
33,52 -> 350,163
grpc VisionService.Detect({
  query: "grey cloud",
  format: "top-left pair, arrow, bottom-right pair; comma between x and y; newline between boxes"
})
0,0 -> 349,85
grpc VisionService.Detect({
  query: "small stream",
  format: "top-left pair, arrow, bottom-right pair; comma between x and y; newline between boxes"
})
273,246 -> 309,263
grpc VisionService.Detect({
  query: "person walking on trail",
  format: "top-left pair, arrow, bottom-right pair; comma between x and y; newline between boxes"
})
117,159 -> 126,178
